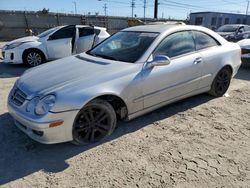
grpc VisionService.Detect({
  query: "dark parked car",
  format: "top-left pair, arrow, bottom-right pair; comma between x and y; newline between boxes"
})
238,39 -> 250,66
217,24 -> 250,42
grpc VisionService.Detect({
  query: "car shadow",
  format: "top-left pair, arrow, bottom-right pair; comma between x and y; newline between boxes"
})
0,93 -> 214,185
0,62 -> 28,78
235,66 -> 250,81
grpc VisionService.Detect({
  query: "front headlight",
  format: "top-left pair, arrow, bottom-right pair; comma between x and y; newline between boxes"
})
6,42 -> 24,50
26,95 -> 56,116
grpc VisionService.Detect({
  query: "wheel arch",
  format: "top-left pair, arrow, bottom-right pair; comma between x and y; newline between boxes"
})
22,48 -> 47,63
81,94 -> 129,120
222,64 -> 233,74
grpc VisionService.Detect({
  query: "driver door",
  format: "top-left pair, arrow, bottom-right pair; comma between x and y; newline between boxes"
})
142,31 -> 203,108
46,25 -> 76,60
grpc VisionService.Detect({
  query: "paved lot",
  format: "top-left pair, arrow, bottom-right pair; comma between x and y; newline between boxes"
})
0,54 -> 250,187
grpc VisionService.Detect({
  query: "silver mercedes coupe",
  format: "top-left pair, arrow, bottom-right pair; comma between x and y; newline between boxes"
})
8,24 -> 241,145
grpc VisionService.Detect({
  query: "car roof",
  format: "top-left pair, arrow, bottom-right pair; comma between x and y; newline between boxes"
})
122,24 -> 209,33
75,25 -> 106,30
123,24 -> 178,33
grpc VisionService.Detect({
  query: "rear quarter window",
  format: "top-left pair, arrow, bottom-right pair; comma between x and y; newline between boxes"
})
193,31 -> 220,51
79,27 -> 94,37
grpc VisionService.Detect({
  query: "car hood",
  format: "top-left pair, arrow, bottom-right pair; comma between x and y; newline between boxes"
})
16,53 -> 141,99
237,39 -> 250,48
6,36 -> 39,45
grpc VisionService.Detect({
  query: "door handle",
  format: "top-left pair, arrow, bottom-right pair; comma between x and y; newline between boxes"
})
193,57 -> 203,64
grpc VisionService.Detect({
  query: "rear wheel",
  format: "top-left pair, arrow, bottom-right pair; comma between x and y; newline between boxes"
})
72,99 -> 117,145
209,67 -> 232,97
23,50 -> 45,67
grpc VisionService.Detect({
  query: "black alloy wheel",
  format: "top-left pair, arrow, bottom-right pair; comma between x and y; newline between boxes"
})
209,67 -> 232,97
72,99 -> 116,145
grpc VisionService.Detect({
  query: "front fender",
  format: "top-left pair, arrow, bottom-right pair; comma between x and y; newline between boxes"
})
49,71 -> 143,114
19,41 -> 48,59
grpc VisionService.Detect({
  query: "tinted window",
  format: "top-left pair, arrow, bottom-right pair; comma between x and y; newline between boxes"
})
193,31 -> 219,50
153,31 -> 195,58
88,31 -> 158,63
79,27 -> 94,37
37,27 -> 58,38
50,26 -> 75,40
217,25 -> 239,32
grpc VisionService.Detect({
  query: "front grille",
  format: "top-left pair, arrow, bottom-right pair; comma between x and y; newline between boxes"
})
10,87 -> 27,106
242,48 -> 250,54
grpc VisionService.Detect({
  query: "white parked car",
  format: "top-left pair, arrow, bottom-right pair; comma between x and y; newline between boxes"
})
2,25 -> 110,66
8,25 -> 241,145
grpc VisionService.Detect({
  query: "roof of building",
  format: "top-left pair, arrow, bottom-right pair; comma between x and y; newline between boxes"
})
190,11 -> 249,17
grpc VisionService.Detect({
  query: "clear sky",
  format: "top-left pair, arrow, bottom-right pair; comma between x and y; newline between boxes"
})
0,0 -> 249,20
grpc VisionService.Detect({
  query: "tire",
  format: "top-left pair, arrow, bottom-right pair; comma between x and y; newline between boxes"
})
72,99 -> 117,145
209,66 -> 232,97
23,50 -> 45,67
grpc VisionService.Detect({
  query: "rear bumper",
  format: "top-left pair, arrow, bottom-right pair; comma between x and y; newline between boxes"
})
8,101 -> 79,144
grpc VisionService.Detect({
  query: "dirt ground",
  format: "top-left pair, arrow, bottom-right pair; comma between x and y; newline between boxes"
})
0,42 -> 250,187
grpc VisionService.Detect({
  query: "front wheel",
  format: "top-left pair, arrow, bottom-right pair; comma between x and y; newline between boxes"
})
72,99 -> 117,145
23,50 -> 45,67
209,67 -> 232,97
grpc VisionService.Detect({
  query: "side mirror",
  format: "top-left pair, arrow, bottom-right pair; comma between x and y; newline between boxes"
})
147,55 -> 171,68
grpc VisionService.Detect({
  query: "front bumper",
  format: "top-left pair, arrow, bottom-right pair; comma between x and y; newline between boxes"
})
8,101 -> 79,144
2,48 -> 24,64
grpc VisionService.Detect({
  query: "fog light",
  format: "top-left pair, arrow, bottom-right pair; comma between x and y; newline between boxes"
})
32,130 -> 44,136
10,53 -> 14,60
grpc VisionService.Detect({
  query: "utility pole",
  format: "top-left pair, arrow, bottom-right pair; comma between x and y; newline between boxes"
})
246,1 -> 249,15
154,0 -> 158,19
143,0 -> 146,21
131,0 -> 135,18
103,3 -> 107,16
73,1 -> 77,15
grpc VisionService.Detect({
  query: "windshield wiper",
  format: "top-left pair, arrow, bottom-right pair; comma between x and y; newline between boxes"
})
90,53 -> 119,61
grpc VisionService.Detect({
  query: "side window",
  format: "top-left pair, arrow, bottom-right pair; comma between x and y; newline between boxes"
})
78,27 -> 94,37
193,31 -> 219,51
153,31 -> 195,58
50,26 -> 75,40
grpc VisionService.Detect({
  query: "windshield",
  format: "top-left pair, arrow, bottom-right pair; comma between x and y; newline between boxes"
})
37,27 -> 58,38
87,31 -> 159,63
217,25 -> 239,32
